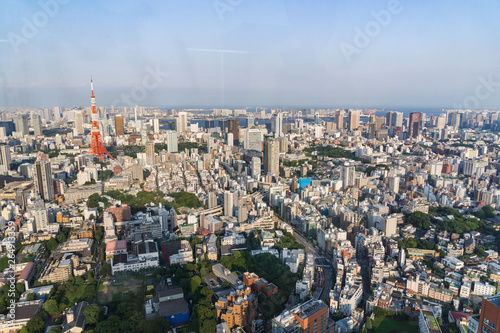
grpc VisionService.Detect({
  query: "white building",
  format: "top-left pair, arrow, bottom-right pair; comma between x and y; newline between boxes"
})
442,256 -> 464,271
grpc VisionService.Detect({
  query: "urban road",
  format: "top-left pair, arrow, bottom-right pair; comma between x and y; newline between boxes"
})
292,229 -> 333,302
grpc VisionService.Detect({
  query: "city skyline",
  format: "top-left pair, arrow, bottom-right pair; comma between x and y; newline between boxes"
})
1,0 -> 499,108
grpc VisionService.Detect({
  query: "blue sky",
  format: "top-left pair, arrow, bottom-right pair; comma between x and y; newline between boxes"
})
0,0 -> 499,108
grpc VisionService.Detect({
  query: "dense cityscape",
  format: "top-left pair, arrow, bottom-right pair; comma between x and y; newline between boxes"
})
2,1 -> 500,333
0,81 -> 500,333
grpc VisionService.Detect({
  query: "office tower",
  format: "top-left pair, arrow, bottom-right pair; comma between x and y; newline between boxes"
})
341,162 -> 355,189
34,160 -> 54,201
251,156 -> 261,180
31,114 -> 43,136
153,117 -> 160,134
208,192 -> 217,209
271,112 -> 283,138
0,121 -> 15,136
53,107 -> 61,120
335,110 -> 345,130
272,299 -> 328,333
264,139 -> 280,176
74,111 -> 84,135
450,112 -> 461,129
408,112 -> 422,139
176,112 -> 188,135
0,145 -> 11,174
238,198 -> 248,223
347,110 -> 359,131
33,209 -> 49,232
146,142 -> 155,166
134,106 -> 138,122
165,130 -> 178,153
248,116 -> 255,128
227,133 -> 234,147
224,190 -> 237,217
436,115 -> 446,129
385,111 -> 403,128
14,114 -> 29,135
115,115 -> 124,136
227,119 -> 240,144
478,294 -> 500,333
244,129 -> 263,151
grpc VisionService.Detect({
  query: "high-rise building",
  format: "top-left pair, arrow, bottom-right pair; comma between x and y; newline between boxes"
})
14,114 -> 29,135
153,117 -> 160,134
115,115 -> 124,136
33,209 -> 49,232
244,129 -> 263,151
347,110 -> 359,131
31,114 -> 43,136
224,190 -> 237,217
248,116 -> 255,128
34,160 -> 54,201
388,176 -> 400,194
251,156 -> 261,180
408,112 -> 422,139
272,112 -> 283,138
165,130 -> 178,153
227,119 -> 240,144
0,121 -> 16,136
0,145 -> 11,174
176,112 -> 188,135
226,133 -> 234,147
146,142 -> 156,166
264,139 -> 280,176
272,299 -> 328,333
341,162 -> 355,189
74,111 -> 84,136
386,111 -> 403,128
335,110 -> 345,130
208,192 -> 218,209
478,293 -> 500,333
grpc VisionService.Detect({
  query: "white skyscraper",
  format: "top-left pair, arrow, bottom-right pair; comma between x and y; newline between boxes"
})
271,112 -> 283,138
153,118 -> 160,134
251,156 -> 261,180
166,130 -> 178,153
341,162 -> 355,189
0,145 -> 11,174
227,133 -> 234,147
224,190 -> 237,217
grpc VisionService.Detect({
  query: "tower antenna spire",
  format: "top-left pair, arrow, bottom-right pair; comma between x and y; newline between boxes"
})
88,77 -> 113,162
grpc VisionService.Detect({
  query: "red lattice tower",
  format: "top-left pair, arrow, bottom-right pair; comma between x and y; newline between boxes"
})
88,77 -> 113,162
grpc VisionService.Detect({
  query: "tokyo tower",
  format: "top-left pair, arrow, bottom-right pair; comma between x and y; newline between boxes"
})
88,77 -> 113,162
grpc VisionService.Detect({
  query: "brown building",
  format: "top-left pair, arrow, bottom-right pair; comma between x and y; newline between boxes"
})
243,272 -> 278,298
227,119 -> 240,144
215,287 -> 257,330
408,112 -> 421,139
272,299 -> 328,333
115,115 -> 124,136
107,205 -> 132,223
478,295 -> 500,333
